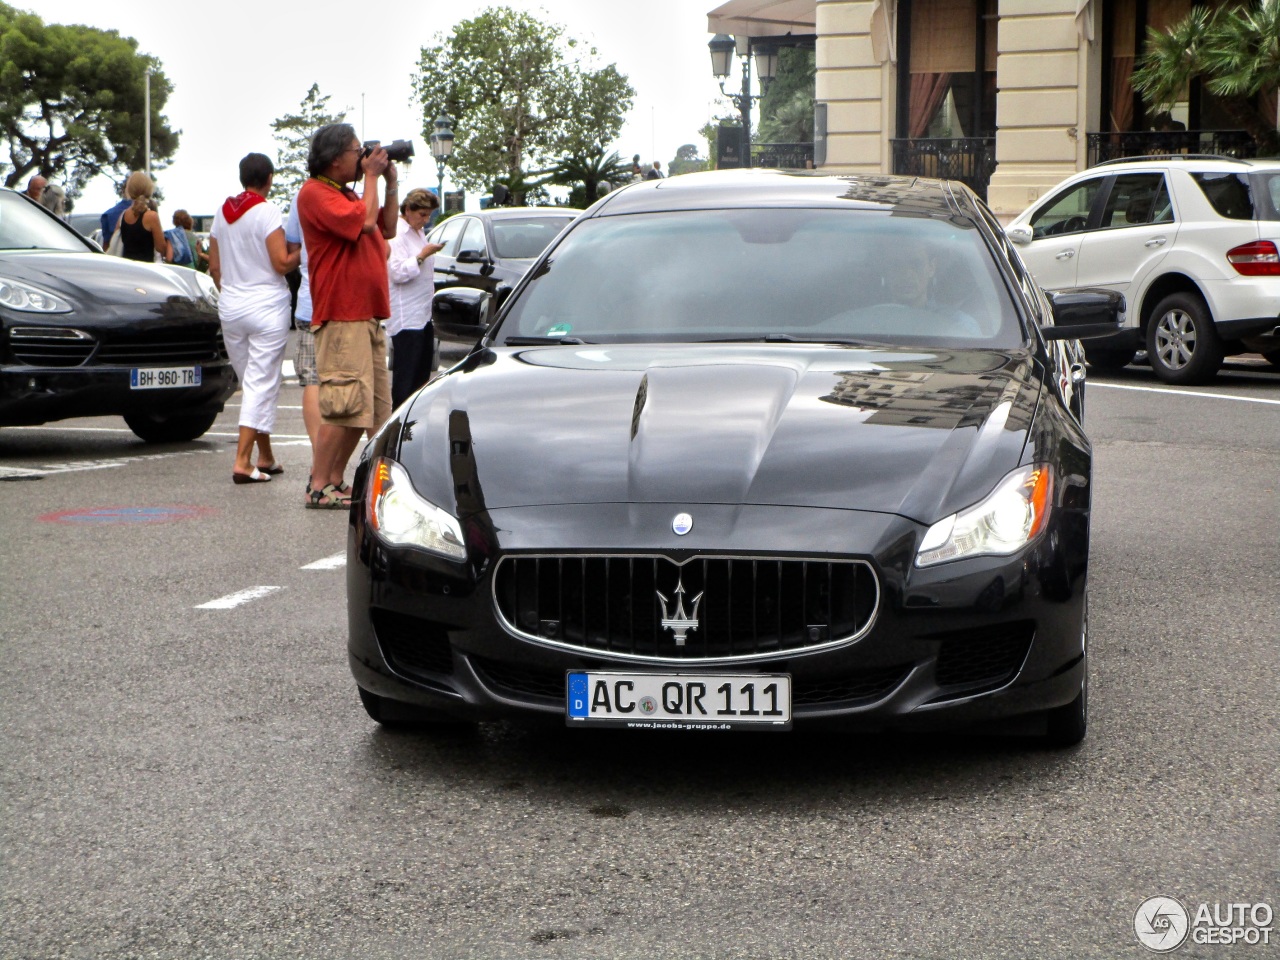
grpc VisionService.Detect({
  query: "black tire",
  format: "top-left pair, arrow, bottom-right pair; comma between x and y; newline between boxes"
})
123,409 -> 219,443
1261,348 -> 1280,369
357,686 -> 468,729
1146,292 -> 1223,385
1083,345 -> 1136,370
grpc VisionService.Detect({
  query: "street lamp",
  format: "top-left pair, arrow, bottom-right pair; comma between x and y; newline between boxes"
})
708,35 -> 777,168
429,113 -> 455,214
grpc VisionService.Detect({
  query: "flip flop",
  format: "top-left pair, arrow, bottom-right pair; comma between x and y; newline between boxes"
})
257,462 -> 285,476
232,467 -> 272,484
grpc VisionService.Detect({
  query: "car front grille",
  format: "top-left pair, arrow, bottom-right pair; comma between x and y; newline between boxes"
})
372,609 -> 454,680
492,554 -> 880,664
7,325 -> 226,367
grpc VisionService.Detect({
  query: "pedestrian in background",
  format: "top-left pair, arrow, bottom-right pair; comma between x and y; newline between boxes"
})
167,210 -> 198,267
208,153 -> 300,484
284,189 -> 322,504
100,182 -> 130,243
296,122 -> 398,509
645,161 -> 664,181
114,171 -> 172,264
24,174 -> 46,201
37,182 -> 66,219
387,187 -> 445,409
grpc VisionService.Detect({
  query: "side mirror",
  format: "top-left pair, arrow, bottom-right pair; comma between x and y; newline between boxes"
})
1006,224 -> 1033,245
432,286 -> 493,332
1041,288 -> 1126,341
456,249 -> 489,264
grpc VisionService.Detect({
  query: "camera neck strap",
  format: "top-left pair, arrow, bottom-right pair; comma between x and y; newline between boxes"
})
312,174 -> 350,194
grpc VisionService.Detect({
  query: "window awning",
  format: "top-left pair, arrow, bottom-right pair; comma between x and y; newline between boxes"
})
707,0 -> 817,39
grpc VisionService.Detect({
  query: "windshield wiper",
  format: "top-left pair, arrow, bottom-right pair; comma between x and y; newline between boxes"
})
503,335 -> 589,346
705,334 -> 890,347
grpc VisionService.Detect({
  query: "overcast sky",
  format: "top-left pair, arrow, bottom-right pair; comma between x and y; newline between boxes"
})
23,0 -> 729,217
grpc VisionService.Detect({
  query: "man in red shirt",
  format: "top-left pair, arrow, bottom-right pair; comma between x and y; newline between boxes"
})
297,123 -> 399,508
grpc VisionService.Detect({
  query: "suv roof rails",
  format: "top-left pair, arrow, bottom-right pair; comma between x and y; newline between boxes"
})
1091,154 -> 1253,168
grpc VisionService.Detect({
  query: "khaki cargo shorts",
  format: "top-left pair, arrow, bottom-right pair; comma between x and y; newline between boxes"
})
313,319 -> 390,431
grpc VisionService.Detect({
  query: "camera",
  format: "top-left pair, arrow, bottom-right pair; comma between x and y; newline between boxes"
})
362,139 -> 415,163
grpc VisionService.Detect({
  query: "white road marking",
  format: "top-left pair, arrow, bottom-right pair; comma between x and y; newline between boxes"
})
0,447 -> 222,478
195,586 -> 283,610
6,425 -> 308,439
301,552 -> 346,570
1092,382 -> 1280,406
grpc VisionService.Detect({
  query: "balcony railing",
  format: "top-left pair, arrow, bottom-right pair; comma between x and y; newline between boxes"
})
1087,129 -> 1258,166
751,141 -> 816,170
890,138 -> 997,199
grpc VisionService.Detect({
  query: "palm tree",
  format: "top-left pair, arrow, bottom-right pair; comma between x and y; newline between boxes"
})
545,147 -> 628,206
1131,1 -> 1280,155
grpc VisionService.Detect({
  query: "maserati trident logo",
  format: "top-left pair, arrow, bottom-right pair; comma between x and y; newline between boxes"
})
656,579 -> 703,646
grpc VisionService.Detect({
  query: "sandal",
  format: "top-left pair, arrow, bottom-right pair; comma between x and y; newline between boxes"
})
233,467 -> 272,484
305,483 -> 352,510
257,462 -> 285,476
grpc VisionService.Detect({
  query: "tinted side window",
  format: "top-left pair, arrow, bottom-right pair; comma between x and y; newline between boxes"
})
1100,173 -> 1174,227
1030,178 -> 1104,238
459,218 -> 489,258
434,216 -> 467,256
1250,172 -> 1280,221
1191,172 -> 1254,219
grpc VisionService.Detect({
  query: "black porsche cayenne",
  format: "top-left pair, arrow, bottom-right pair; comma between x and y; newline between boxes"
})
347,170 -> 1123,746
0,190 -> 234,442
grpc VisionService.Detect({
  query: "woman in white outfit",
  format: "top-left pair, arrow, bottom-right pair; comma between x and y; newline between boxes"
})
208,153 -> 300,483
387,188 -> 445,409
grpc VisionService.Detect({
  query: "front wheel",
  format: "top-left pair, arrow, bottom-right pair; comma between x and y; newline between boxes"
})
1146,292 -> 1223,385
123,409 -> 219,443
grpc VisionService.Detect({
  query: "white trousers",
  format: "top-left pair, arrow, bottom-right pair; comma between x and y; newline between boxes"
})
220,305 -> 289,434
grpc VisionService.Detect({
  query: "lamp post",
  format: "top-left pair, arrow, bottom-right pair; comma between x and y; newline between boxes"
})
429,114 -> 455,215
708,34 -> 777,168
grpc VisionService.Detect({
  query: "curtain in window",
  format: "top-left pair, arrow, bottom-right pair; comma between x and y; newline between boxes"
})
908,0 -> 975,139
909,73 -> 953,138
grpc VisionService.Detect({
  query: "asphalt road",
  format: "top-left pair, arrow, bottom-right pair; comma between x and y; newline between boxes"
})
1,353 -> 1277,960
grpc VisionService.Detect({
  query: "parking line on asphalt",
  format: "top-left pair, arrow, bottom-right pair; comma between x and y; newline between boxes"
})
196,586 -> 284,609
1092,382 -> 1280,406
301,552 -> 346,570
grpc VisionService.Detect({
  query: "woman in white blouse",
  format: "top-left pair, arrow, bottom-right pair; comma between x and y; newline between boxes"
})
387,188 -> 446,408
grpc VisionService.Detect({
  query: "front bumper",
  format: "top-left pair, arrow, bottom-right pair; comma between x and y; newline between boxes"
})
347,499 -> 1090,733
0,361 -> 236,427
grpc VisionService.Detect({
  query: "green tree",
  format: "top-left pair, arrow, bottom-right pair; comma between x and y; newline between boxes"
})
667,143 -> 707,177
270,83 -> 348,205
546,147 -> 628,207
757,47 -> 815,144
411,6 -> 635,203
1131,1 -> 1280,154
0,3 -> 178,199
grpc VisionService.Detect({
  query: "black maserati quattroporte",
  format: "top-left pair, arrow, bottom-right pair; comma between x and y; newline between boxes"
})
346,170 -> 1124,746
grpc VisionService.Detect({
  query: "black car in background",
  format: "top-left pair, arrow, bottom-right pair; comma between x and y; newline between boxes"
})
427,207 -> 580,364
0,190 -> 235,442
350,170 -> 1123,747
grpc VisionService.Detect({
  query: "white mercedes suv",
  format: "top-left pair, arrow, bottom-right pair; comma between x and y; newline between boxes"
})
1007,156 -> 1280,384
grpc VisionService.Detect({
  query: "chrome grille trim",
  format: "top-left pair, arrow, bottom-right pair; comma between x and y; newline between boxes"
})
491,553 -> 880,665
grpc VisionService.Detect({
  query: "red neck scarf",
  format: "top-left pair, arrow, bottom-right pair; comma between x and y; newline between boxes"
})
221,191 -> 267,224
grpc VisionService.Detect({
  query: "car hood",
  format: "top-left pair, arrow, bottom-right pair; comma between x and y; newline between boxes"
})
396,344 -> 1042,525
0,250 -> 207,310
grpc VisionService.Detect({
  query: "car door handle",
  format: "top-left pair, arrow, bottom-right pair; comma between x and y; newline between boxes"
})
1144,237 -> 1167,247
1055,249 -> 1075,260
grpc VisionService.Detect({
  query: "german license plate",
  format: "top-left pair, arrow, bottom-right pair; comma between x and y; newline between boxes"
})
566,672 -> 791,730
130,366 -> 201,389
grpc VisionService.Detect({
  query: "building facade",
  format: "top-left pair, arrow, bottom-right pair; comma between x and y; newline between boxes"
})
708,0 -> 1279,218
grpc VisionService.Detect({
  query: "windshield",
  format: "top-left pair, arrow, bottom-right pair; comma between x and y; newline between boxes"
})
497,208 -> 1021,348
0,191 -> 93,252
490,216 -> 575,259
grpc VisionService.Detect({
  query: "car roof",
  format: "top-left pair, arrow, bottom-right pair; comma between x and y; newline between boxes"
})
469,207 -> 582,220
1087,155 -> 1280,174
590,169 -> 972,219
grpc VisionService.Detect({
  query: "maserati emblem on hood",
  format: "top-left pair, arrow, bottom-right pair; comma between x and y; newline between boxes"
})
656,578 -> 703,646
672,512 -> 693,535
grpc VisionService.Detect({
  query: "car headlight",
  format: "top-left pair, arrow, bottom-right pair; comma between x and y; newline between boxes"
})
368,457 -> 466,560
0,277 -> 72,313
915,464 -> 1053,567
